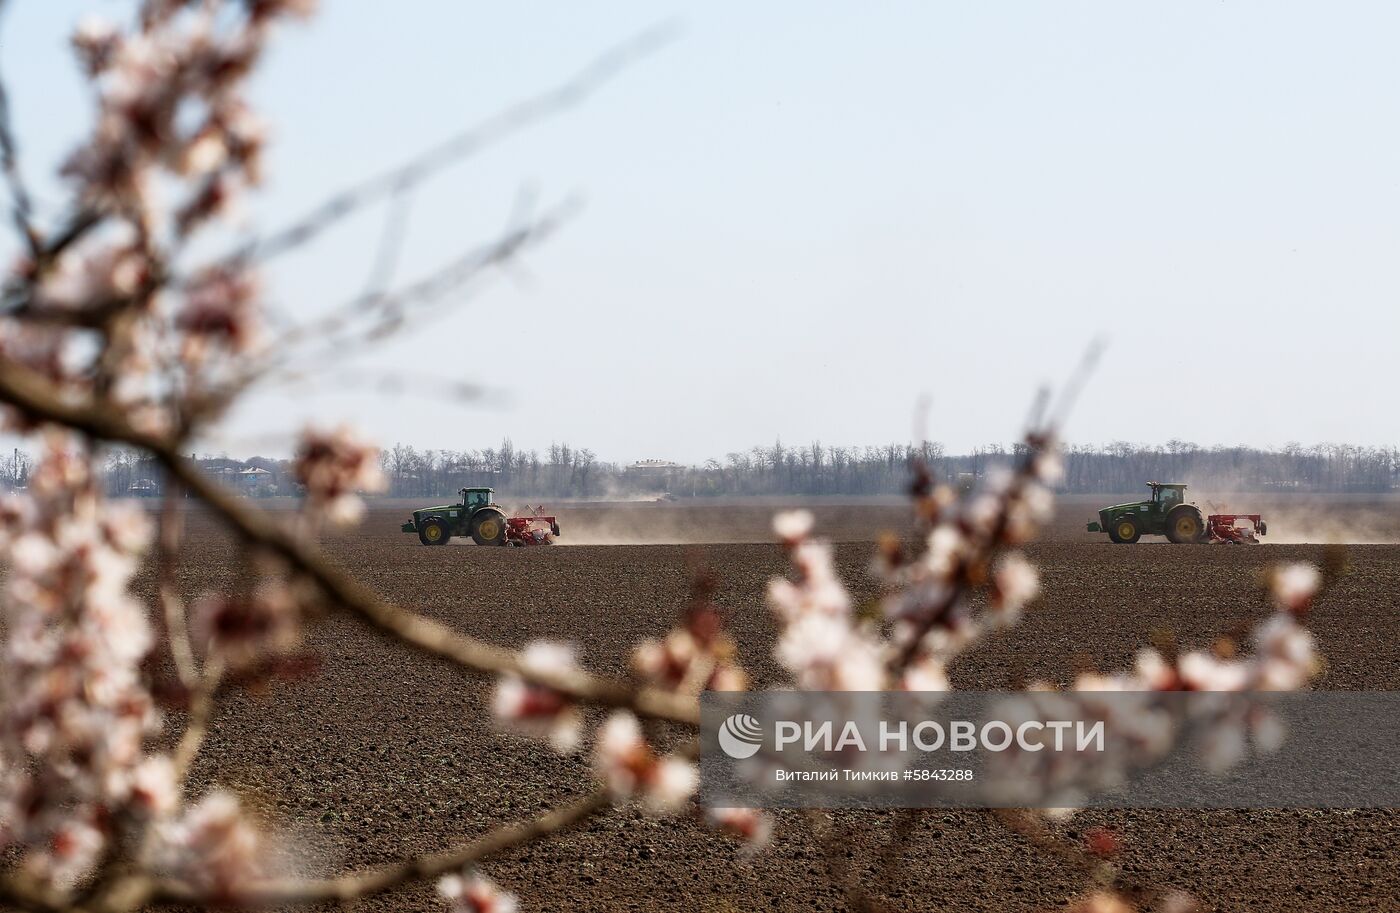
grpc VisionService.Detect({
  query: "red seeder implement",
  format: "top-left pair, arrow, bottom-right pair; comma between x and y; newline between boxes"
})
505,508 -> 561,546
1206,514 -> 1268,544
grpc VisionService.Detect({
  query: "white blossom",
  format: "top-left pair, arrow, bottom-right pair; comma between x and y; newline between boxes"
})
1268,562 -> 1321,614
990,552 -> 1040,624
775,613 -> 885,691
772,509 -> 814,543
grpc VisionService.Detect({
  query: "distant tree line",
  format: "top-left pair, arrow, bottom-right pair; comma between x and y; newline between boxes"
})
7,440 -> 1392,500
375,439 -> 1400,497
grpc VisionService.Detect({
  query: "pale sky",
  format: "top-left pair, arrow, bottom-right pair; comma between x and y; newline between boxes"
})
3,2 -> 1398,463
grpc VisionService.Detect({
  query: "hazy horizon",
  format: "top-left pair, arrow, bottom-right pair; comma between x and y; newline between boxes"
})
4,1 -> 1397,464
99,437 -> 1400,467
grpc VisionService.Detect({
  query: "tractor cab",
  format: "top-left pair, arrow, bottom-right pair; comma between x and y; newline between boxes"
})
1148,482 -> 1188,513
460,487 -> 494,511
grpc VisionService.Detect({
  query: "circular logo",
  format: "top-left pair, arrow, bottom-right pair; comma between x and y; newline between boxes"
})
717,713 -> 763,759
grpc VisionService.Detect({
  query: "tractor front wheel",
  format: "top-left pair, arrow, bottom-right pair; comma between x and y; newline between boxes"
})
1108,517 -> 1140,544
1165,506 -> 1205,544
471,511 -> 507,546
418,517 -> 450,546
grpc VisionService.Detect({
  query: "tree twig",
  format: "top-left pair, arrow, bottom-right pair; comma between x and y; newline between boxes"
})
173,656 -> 225,784
214,22 -> 677,271
158,491 -> 198,688
0,0 -> 38,258
184,199 -> 572,428
146,790 -> 611,908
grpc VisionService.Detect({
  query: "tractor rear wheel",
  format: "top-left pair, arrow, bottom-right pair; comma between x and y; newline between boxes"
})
1165,506 -> 1205,544
418,517 -> 450,546
471,511 -> 507,546
1108,517 -> 1140,544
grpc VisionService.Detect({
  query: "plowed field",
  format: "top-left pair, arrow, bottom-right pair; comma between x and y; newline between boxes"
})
158,497 -> 1400,911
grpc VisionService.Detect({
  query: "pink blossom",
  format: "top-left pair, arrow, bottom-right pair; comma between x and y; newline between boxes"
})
705,806 -> 773,852
898,653 -> 950,692
34,817 -> 106,890
72,16 -> 120,74
190,582 -> 302,668
593,711 -> 697,813
1,443 -> 166,889
438,872 -> 518,913
35,242 -> 147,310
1251,710 -> 1287,755
594,711 -> 647,797
922,526 -> 968,580
155,791 -> 263,897
1252,615 -> 1317,690
179,128 -> 229,176
102,502 -> 153,554
1132,648 -> 1177,689
1156,890 -> 1203,913
1033,448 -> 1065,485
647,757 -> 700,814
293,425 -> 385,527
492,641 -> 582,753
1004,482 -> 1054,543
963,493 -> 1002,536
631,626 -> 747,694
1066,891 -> 1136,913
1198,721 -> 1249,773
178,266 -> 261,358
1176,652 -> 1251,691
766,573 -> 850,623
128,755 -> 179,817
765,523 -> 853,634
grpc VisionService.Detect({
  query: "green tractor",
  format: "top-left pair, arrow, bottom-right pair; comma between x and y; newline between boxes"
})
400,487 -> 561,547
1086,482 -> 1207,544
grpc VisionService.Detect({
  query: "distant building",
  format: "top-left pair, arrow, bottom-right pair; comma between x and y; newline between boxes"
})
128,478 -> 159,498
238,466 -> 274,493
624,459 -> 684,492
628,459 -> 684,473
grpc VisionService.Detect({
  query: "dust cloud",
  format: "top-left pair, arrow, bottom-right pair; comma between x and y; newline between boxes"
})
524,500 -> 913,546
1193,493 -> 1400,545
551,505 -> 782,545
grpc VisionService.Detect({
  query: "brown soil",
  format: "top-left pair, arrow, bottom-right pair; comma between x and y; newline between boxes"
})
155,500 -> 1399,912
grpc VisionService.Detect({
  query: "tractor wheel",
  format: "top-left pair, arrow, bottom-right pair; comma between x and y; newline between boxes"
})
418,517 -> 450,546
1108,517 -> 1140,544
1165,506 -> 1205,544
471,510 -> 507,546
